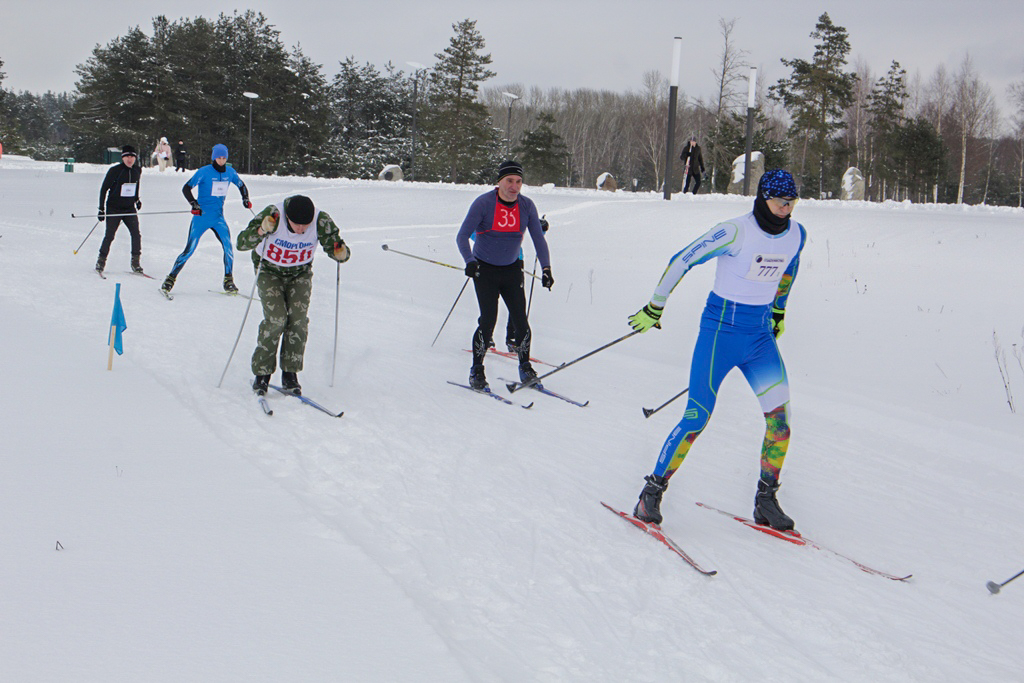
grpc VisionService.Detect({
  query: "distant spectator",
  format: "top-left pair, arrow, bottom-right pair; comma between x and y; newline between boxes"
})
680,135 -> 705,194
153,137 -> 173,172
174,139 -> 188,172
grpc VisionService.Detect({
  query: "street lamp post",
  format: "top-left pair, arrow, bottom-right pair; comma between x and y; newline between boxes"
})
663,37 -> 683,201
406,62 -> 426,182
502,92 -> 520,157
741,67 -> 757,195
243,91 -> 259,175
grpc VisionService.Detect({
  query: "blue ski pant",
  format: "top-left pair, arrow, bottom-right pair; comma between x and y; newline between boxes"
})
653,295 -> 791,481
170,213 -> 234,277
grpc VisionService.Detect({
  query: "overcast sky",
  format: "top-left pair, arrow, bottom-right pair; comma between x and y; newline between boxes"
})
4,1 -> 1022,120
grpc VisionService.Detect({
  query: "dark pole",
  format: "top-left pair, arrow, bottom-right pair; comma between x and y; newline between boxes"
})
247,101 -> 253,175
243,91 -> 259,175
502,92 -> 519,157
410,77 -> 418,181
663,37 -> 683,201
405,62 -> 425,181
742,67 -> 757,195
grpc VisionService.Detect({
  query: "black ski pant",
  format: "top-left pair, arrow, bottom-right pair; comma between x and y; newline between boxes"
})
98,214 -> 141,260
683,171 -> 702,194
471,259 -> 531,367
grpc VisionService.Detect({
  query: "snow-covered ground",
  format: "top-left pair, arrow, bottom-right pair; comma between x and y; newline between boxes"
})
2,154 -> 1023,682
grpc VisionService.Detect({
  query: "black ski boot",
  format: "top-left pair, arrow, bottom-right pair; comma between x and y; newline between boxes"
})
252,374 -> 270,396
753,479 -> 795,531
518,361 -> 542,388
95,256 -> 106,274
633,474 -> 669,525
161,274 -> 176,293
223,274 -> 239,293
131,256 -> 144,274
468,364 -> 488,391
281,371 -> 301,395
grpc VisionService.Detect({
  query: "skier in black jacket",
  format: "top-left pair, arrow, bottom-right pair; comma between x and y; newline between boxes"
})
680,136 -> 705,194
96,145 -> 144,275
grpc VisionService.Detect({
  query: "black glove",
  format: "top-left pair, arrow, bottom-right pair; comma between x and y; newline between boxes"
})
243,199 -> 252,209
541,267 -> 554,289
540,215 -> 549,233
771,307 -> 786,339
465,261 -> 480,278
136,200 -> 142,210
190,200 -> 202,216
98,209 -> 105,221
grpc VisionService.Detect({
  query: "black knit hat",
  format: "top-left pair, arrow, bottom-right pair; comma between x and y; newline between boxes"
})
285,195 -> 315,224
496,160 -> 524,182
121,145 -> 137,158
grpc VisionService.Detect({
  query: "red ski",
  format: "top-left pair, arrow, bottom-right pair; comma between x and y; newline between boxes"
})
696,502 -> 911,581
463,348 -> 558,368
601,502 -> 716,576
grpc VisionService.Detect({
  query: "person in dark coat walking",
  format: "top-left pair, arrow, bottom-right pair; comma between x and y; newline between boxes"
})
96,145 -> 144,275
174,139 -> 188,172
680,135 -> 705,194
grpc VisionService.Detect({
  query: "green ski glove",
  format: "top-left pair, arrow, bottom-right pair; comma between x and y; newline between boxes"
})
628,304 -> 663,333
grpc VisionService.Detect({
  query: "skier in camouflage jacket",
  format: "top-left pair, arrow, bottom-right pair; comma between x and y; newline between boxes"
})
236,195 -> 350,395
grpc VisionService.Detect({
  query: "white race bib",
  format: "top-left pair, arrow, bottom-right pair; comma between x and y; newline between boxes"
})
745,254 -> 788,282
120,183 -> 137,198
210,181 -> 230,197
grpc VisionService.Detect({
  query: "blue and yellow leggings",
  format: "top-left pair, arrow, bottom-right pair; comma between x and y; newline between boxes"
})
653,297 -> 791,484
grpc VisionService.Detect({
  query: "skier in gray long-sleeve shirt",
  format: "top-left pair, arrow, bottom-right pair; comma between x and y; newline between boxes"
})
456,160 -> 553,391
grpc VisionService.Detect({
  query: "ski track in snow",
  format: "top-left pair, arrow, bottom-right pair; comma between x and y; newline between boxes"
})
2,157 -> 1024,681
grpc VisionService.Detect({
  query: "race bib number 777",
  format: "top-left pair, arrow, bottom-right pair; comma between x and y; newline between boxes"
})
745,254 -> 788,282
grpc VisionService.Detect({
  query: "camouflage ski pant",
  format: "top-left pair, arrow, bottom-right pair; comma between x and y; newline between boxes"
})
251,267 -> 313,375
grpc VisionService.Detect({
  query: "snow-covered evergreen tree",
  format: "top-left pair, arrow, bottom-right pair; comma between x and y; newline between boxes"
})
420,19 -> 502,183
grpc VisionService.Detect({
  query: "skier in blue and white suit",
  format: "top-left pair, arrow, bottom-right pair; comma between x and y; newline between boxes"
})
160,143 -> 251,295
629,169 -> 807,531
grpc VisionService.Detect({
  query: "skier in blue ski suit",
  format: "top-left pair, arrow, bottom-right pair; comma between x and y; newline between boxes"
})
630,169 -> 807,531
161,144 -> 251,294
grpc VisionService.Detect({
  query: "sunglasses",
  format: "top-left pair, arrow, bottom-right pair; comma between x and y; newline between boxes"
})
769,196 -> 798,207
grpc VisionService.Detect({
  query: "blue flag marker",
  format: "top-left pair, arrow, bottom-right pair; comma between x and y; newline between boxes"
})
109,283 -> 127,355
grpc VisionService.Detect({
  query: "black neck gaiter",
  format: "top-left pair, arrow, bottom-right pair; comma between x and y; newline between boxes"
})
753,196 -> 790,235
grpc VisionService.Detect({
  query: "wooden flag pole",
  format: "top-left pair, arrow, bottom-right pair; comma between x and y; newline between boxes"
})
107,324 -> 116,370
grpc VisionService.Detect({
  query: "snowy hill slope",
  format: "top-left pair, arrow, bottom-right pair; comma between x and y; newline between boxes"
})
2,156 -> 1023,681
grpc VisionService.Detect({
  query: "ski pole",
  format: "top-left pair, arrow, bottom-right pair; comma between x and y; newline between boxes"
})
431,278 -> 471,347
71,210 -> 191,219
382,243 -> 542,280
330,260 -> 340,387
987,568 -> 1024,594
642,387 -> 690,418
217,237 -> 268,389
507,330 -> 641,393
73,220 -> 102,254
525,255 -> 539,317
382,244 -> 462,271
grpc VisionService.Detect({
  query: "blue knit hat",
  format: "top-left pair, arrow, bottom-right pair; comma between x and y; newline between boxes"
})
211,144 -> 229,160
758,169 -> 798,199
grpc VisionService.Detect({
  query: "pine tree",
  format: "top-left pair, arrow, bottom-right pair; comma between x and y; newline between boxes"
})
769,12 -> 857,196
421,19 -> 502,183
867,61 -> 908,198
326,58 -> 411,178
513,113 -> 569,185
